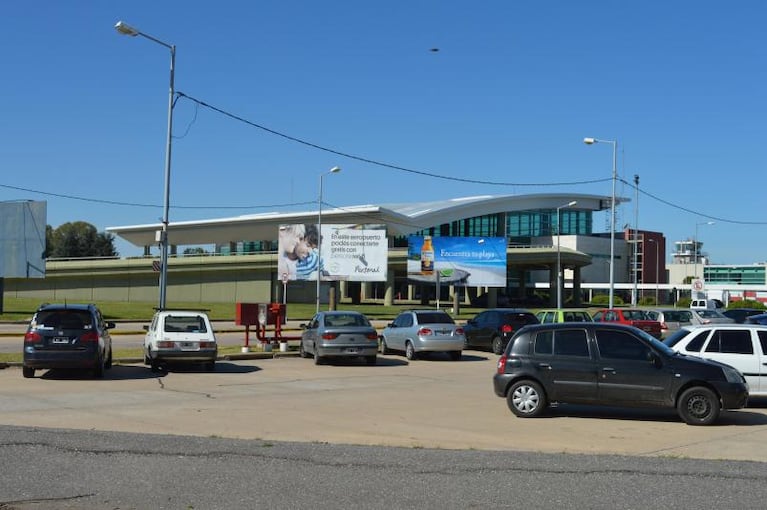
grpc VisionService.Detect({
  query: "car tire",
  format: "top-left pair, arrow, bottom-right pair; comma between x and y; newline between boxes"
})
22,366 -> 34,379
150,359 -> 162,373
106,348 -> 113,369
507,379 -> 547,418
313,349 -> 323,365
380,337 -> 391,355
144,352 -> 151,365
449,351 -> 461,361
405,342 -> 417,361
491,336 -> 504,355
366,356 -> 377,366
677,386 -> 720,425
93,354 -> 105,379
299,341 -> 309,358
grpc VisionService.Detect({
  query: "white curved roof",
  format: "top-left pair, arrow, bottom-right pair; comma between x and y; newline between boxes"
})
107,193 -> 621,247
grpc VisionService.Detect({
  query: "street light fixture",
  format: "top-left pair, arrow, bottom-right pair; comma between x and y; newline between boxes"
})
316,166 -> 341,313
693,221 -> 715,280
115,21 -> 175,311
584,137 -> 618,308
556,200 -> 577,309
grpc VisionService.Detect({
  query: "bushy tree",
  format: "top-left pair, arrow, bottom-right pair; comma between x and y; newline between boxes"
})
727,299 -> 765,310
47,221 -> 118,258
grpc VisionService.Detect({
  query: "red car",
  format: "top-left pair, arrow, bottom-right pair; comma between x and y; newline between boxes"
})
591,309 -> 663,339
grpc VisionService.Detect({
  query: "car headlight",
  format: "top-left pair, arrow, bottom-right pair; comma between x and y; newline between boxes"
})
722,366 -> 745,384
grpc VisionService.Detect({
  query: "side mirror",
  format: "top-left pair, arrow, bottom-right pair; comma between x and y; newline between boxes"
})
105,321 -> 116,330
387,322 -> 396,328
142,325 -> 149,331
467,319 -> 477,326
300,323 -> 307,330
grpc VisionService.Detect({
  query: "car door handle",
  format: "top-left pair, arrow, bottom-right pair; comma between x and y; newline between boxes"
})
538,363 -> 552,370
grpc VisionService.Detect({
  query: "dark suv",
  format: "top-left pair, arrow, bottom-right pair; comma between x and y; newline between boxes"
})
493,323 -> 748,425
463,308 -> 539,354
22,303 -> 115,379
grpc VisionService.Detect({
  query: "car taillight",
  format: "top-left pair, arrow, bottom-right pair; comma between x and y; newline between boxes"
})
24,331 -> 42,343
322,333 -> 339,340
366,333 -> 379,340
199,342 -> 215,348
80,331 -> 99,343
497,355 -> 507,374
501,324 -> 513,334
158,341 -> 175,348
454,327 -> 464,335
417,327 -> 433,336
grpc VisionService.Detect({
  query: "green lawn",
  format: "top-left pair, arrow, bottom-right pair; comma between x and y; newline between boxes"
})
0,296 -> 491,322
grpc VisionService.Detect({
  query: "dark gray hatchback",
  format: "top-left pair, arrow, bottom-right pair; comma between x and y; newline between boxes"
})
22,303 -> 115,379
493,323 -> 749,425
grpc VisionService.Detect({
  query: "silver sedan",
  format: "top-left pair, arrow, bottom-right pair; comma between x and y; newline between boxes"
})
299,311 -> 379,365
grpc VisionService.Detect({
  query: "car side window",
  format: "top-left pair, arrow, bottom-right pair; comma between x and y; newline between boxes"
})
553,329 -> 590,357
397,314 -> 413,328
758,331 -> 767,354
595,330 -> 652,361
684,330 -> 709,352
534,331 -> 553,355
475,312 -> 488,325
593,311 -> 604,322
705,330 -> 753,354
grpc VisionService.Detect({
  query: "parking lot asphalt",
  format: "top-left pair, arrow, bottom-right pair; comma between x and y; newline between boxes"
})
2,352 -> 767,463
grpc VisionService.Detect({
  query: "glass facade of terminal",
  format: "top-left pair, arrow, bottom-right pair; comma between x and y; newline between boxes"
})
704,266 -> 766,285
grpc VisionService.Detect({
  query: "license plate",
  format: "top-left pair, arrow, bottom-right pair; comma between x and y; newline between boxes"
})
345,348 -> 358,354
181,342 -> 197,349
51,337 -> 70,344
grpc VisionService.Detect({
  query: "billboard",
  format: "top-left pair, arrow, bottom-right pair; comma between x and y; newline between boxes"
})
407,236 -> 506,287
278,224 -> 387,282
0,201 -> 46,278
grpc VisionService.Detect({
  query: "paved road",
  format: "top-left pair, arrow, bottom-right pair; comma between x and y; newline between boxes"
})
1,354 -> 767,461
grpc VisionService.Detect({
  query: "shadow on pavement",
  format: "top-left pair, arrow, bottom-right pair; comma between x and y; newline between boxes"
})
535,404 -> 767,426
39,365 -> 161,381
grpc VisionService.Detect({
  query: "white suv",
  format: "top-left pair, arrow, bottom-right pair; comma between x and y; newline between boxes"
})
664,324 -> 767,396
144,310 -> 218,371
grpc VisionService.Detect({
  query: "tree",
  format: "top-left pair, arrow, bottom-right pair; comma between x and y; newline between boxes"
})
47,222 -> 118,258
183,247 -> 209,256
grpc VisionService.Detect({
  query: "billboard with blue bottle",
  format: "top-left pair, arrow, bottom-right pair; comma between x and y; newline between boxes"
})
407,236 -> 506,287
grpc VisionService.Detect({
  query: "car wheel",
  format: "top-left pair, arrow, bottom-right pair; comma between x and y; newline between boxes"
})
22,366 -> 35,379
93,354 -> 105,379
299,341 -> 309,358
150,359 -> 162,373
677,386 -> 720,425
405,342 -> 417,361
507,379 -> 547,418
380,337 -> 391,355
106,348 -> 113,369
144,351 -> 151,365
449,351 -> 461,361
366,355 -> 377,366
313,348 -> 323,365
491,336 -> 503,355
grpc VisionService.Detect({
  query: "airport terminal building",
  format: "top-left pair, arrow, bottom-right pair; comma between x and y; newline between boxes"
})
5,193 -> 637,307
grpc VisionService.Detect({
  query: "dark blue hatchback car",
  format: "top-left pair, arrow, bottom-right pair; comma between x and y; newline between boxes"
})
22,303 -> 115,379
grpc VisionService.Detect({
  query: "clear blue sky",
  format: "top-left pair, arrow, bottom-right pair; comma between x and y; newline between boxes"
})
2,1 -> 765,263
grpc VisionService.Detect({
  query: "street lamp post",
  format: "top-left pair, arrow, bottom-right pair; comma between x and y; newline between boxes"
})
693,221 -> 715,280
556,200 -> 577,309
584,137 -> 618,308
115,21 -> 175,311
317,166 -> 341,313
648,239 -> 660,304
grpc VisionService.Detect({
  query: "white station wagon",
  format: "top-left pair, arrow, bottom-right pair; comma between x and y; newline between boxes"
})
144,310 -> 218,372
664,324 -> 767,396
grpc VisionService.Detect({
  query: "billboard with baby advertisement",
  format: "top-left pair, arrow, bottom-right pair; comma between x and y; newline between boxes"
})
407,236 -> 506,287
278,224 -> 387,282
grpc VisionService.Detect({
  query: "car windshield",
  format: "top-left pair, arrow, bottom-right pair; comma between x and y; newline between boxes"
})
663,328 -> 691,347
34,310 -> 93,330
624,310 -> 649,320
324,314 -> 370,327
164,315 -> 208,333
416,312 -> 455,324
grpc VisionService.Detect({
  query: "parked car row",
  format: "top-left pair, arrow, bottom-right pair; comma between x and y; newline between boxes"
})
21,303 -> 765,427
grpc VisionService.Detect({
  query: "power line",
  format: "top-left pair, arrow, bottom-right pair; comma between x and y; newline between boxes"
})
175,91 -> 611,188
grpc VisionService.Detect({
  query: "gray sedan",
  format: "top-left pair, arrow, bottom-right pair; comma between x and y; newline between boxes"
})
380,309 -> 465,361
299,311 -> 379,365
